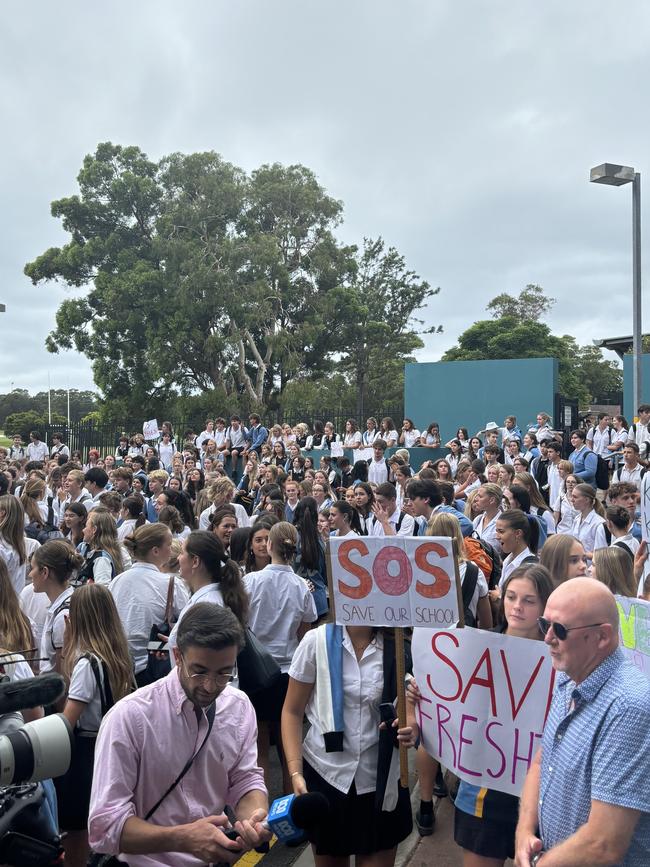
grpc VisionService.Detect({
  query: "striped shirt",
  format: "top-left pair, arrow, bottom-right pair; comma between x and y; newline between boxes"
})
539,648 -> 650,865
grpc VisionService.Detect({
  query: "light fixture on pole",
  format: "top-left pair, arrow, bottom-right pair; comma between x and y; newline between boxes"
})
590,163 -> 642,418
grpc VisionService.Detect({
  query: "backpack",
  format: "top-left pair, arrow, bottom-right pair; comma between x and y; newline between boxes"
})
24,497 -> 63,545
594,453 -> 611,491
467,534 -> 502,590
461,562 -> 480,628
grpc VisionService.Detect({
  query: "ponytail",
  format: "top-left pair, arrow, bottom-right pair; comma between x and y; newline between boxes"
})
499,509 -> 540,555
268,522 -> 298,563
184,531 -> 249,626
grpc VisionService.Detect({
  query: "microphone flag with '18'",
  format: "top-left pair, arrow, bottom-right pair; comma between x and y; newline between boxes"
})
264,792 -> 329,846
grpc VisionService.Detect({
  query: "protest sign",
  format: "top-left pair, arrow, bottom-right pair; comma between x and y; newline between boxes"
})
142,419 -> 159,440
330,441 -> 344,457
328,536 -> 459,628
412,628 -> 555,796
616,595 -> 650,679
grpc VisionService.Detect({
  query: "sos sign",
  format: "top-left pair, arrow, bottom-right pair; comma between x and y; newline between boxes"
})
329,536 -> 459,628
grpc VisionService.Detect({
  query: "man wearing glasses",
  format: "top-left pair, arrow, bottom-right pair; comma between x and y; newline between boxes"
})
89,603 -> 271,866
515,578 -> 650,866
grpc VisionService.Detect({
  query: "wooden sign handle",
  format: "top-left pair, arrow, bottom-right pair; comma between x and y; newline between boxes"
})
395,627 -> 409,787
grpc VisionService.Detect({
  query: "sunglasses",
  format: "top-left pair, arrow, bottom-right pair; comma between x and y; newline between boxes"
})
537,617 -> 605,641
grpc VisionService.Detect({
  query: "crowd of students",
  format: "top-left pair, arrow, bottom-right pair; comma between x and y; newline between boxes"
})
0,407 -> 648,867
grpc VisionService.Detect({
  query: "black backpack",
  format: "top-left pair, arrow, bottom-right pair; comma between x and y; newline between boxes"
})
461,562 -> 480,628
594,454 -> 611,491
25,497 -> 63,545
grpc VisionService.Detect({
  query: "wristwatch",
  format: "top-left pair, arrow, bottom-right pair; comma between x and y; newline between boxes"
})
530,853 -> 544,866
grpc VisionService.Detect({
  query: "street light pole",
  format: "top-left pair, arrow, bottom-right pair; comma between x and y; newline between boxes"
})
590,163 -> 642,418
633,171 -> 642,419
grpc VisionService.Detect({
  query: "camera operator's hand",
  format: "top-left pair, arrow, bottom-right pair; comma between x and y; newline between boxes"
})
180,814 -> 243,864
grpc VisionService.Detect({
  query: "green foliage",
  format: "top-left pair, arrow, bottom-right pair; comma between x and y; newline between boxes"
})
5,411 -> 66,440
443,286 -> 622,408
26,143 -> 441,417
0,389 -> 97,427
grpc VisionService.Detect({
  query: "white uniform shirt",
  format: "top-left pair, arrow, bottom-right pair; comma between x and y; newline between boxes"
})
499,547 -> 535,588
245,565 -> 317,673
401,429 -> 421,448
367,459 -> 389,485
289,627 -> 385,794
472,511 -> 502,553
460,561 -> 489,620
553,493 -> 579,534
0,537 -> 40,594
343,432 -> 362,448
199,502 -> 250,530
588,426 -> 613,458
110,563 -> 188,674
615,463 -> 644,491
40,585 -> 74,673
67,654 -> 108,732
368,506 -> 415,537
20,583 -> 49,663
27,441 -> 49,462
571,510 -> 606,555
547,463 -> 563,507
167,583 -> 225,655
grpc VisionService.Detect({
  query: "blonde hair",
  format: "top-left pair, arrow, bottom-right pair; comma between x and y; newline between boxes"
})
123,523 -> 171,560
593,547 -> 636,597
86,510 -> 125,575
426,512 -> 466,561
64,584 -> 134,702
0,495 -> 26,564
0,559 -> 34,653
207,477 -> 235,505
573,483 -> 606,517
66,469 -> 85,488
268,521 -> 298,563
148,469 -> 169,485
539,534 -> 583,585
20,477 -> 46,526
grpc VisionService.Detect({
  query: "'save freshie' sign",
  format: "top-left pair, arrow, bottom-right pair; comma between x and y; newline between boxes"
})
412,628 -> 555,796
329,536 -> 459,628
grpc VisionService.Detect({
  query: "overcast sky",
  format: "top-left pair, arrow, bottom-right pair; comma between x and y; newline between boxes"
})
1,0 -> 648,396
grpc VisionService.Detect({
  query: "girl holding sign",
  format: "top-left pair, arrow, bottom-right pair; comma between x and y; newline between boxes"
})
453,564 -> 554,867
282,625 -> 419,866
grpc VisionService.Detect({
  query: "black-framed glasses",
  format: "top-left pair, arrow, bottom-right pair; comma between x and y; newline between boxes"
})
537,617 -> 605,641
180,656 -> 237,686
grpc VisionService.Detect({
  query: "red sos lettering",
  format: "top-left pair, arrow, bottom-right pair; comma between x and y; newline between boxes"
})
414,542 -> 451,598
337,542 -> 413,598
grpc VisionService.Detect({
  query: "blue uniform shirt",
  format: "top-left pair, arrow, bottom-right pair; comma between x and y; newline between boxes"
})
539,648 -> 650,865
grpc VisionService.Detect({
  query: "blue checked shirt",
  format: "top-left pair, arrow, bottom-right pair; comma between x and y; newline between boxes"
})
539,648 -> 650,865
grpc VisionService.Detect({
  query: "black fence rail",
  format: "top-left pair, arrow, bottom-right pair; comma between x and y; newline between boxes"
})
44,405 -> 404,460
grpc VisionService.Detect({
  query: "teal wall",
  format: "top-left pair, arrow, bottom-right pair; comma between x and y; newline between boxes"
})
623,354 -> 650,420
404,358 -> 558,441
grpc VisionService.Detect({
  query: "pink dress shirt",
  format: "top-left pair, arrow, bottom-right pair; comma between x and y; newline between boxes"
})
88,667 -> 266,867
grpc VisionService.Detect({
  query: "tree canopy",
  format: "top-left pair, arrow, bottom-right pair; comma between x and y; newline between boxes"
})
26,143 -> 441,418
443,285 -> 622,407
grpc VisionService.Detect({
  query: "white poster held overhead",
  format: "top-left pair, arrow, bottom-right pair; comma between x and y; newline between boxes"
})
412,627 -> 556,796
142,419 -> 159,440
328,535 -> 459,628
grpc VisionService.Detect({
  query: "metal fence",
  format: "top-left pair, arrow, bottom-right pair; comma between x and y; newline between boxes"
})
44,405 -> 404,460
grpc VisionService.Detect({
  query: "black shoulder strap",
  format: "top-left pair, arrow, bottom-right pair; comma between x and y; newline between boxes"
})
50,597 -> 72,651
144,701 -> 216,821
604,526 -> 612,545
461,561 -> 479,612
614,541 -> 634,561
81,653 -> 115,717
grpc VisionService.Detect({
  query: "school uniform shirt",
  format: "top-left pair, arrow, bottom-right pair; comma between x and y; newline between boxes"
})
109,563 -> 189,674
40,585 -> 74,673
534,509 -> 556,538
368,507 -> 415,537
615,463 -> 645,490
381,429 -> 399,447
225,425 -> 248,450
289,627 -> 386,795
54,489 -> 92,527
571,510 -> 606,555
342,431 -> 362,448
0,536 -> 40,594
245,565 -> 317,673
68,653 -> 109,732
553,493 -> 579,535
547,463 -> 563,507
472,511 -> 502,553
629,421 -> 650,458
499,547 -> 535,588
588,426 -> 615,459
20,583 -> 49,664
157,442 -> 176,469
167,583 -> 225,655
401,429 -> 421,448
27,441 -> 49,462
199,502 -> 250,530
9,445 -> 26,460
127,444 -> 146,457
422,433 -> 440,446
362,429 -> 380,447
50,444 -> 70,460
194,429 -> 215,449
117,518 -> 138,542
367,458 -> 389,485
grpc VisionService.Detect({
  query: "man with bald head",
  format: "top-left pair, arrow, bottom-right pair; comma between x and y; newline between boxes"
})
515,578 -> 650,867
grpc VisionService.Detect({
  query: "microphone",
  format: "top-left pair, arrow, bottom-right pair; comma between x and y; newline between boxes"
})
0,673 -> 66,714
264,792 -> 330,846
